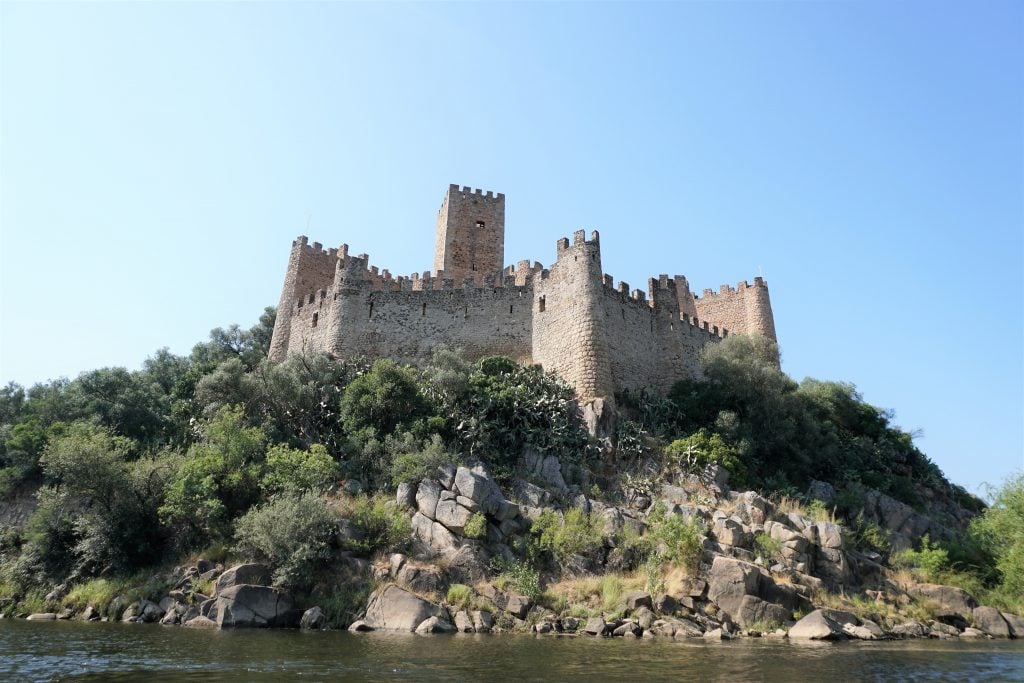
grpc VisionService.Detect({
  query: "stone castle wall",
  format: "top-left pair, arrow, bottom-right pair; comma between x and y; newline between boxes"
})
687,278 -> 777,342
269,185 -> 778,406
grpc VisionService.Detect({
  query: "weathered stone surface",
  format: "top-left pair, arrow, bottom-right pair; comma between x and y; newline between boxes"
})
891,622 -> 928,638
453,610 -> 474,632
788,610 -> 844,640
416,480 -> 442,521
736,595 -> 791,627
713,517 -> 750,548
453,466 -> 503,516
973,606 -> 1011,638
122,599 -> 164,624
300,606 -> 327,630
1000,612 -> 1024,638
471,610 -> 494,633
182,616 -> 218,629
437,463 -> 457,490
215,564 -> 273,595
583,617 -> 607,635
415,616 -> 457,634
706,556 -> 800,626
910,584 -> 978,619
844,622 -> 881,640
363,585 -> 446,632
81,605 -> 99,622
624,591 -> 652,612
960,627 -> 987,638
434,499 -> 473,535
653,594 -> 678,615
807,480 -> 836,506
26,613 -> 57,620
396,482 -> 417,509
216,585 -> 293,628
703,627 -> 725,640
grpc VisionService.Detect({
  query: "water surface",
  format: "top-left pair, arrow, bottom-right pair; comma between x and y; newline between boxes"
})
2,619 -> 1022,682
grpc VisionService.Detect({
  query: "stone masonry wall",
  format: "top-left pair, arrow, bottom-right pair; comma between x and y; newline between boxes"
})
532,231 -> 615,404
687,278 -> 777,343
433,185 -> 506,284
268,185 -> 778,404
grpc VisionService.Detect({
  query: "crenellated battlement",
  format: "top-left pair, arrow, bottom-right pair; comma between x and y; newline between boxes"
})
270,184 -> 775,398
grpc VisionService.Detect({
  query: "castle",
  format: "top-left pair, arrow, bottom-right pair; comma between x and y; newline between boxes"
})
268,184 -> 776,409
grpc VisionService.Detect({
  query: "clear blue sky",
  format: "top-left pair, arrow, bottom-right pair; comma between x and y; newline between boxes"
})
1,1 -> 1021,495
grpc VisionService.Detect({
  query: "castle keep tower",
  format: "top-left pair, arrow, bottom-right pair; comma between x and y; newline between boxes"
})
268,184 -> 779,407
433,184 -> 505,283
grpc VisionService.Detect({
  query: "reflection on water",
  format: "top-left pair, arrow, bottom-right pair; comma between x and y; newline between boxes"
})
2,619 -> 1022,682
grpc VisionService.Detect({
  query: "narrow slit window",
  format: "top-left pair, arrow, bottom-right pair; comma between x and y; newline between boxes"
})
509,305 -> 513,315
312,312 -> 318,328
368,302 -> 374,319
538,296 -> 546,312
475,220 -> 486,229
422,302 -> 426,316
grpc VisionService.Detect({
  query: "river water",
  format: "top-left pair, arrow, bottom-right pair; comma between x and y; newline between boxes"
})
2,619 -> 1022,682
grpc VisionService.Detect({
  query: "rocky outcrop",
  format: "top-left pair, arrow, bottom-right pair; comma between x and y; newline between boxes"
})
215,564 -> 272,596
788,610 -> 844,640
363,585 -> 447,632
706,556 -> 802,627
215,585 -> 293,628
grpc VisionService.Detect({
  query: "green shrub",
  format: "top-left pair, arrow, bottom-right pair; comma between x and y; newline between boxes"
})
491,557 -> 541,602
848,513 -> 891,554
463,512 -> 488,540
343,495 -> 412,555
390,435 -> 456,485
665,429 -> 747,488
805,499 -> 833,522
233,492 -> 337,590
891,534 -> 948,581
530,507 -> 603,565
261,443 -> 340,495
341,359 -> 434,438
644,503 -> 704,573
971,473 -> 1024,602
754,533 -> 782,562
318,582 -> 373,628
446,583 -> 473,610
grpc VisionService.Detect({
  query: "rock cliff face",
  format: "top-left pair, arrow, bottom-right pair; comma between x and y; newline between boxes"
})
14,455 -> 1018,643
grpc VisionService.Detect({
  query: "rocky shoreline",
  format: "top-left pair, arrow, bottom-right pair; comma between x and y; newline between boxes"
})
8,458 -> 1023,643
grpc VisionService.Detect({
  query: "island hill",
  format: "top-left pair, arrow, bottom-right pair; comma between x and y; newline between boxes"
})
0,185 -> 1021,644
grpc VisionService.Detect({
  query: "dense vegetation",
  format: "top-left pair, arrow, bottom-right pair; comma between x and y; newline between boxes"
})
0,308 -> 1020,615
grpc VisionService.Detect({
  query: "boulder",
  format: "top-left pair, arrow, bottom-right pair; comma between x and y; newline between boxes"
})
973,606 -> 1011,638
396,482 -> 417,509
415,616 -> 457,634
453,466 -> 503,516
624,591 -> 652,612
706,556 -> 800,626
182,616 -> 218,629
416,480 -> 442,520
471,610 -> 494,633
216,585 -> 293,628
363,585 -> 446,632
437,463 -> 457,490
843,622 -> 882,640
434,499 -> 473,535
348,620 -> 373,632
1000,612 -> 1024,638
788,609 -> 844,640
122,599 -> 164,624
891,622 -> 929,638
300,606 -> 327,630
653,594 -> 678,615
395,563 -> 445,595
26,613 -> 57,620
215,564 -> 272,595
81,605 -> 99,622
736,595 -> 791,627
910,584 -> 977,620
960,627 -> 987,638
480,585 -> 532,620
453,610 -> 474,632
583,617 -> 607,636
703,627 -> 725,640
806,480 -> 836,506
713,517 -> 751,548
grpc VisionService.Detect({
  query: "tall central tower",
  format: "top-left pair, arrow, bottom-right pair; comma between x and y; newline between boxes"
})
433,184 -> 505,282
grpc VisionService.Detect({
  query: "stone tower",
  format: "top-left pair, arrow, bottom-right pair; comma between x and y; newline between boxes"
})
433,184 -> 505,283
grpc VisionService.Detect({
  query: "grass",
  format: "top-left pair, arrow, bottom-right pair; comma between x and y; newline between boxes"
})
542,572 -> 646,619
773,495 -> 833,523
446,584 -> 473,611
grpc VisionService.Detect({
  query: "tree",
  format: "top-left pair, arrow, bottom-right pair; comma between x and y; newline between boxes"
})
972,473 -> 1024,604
